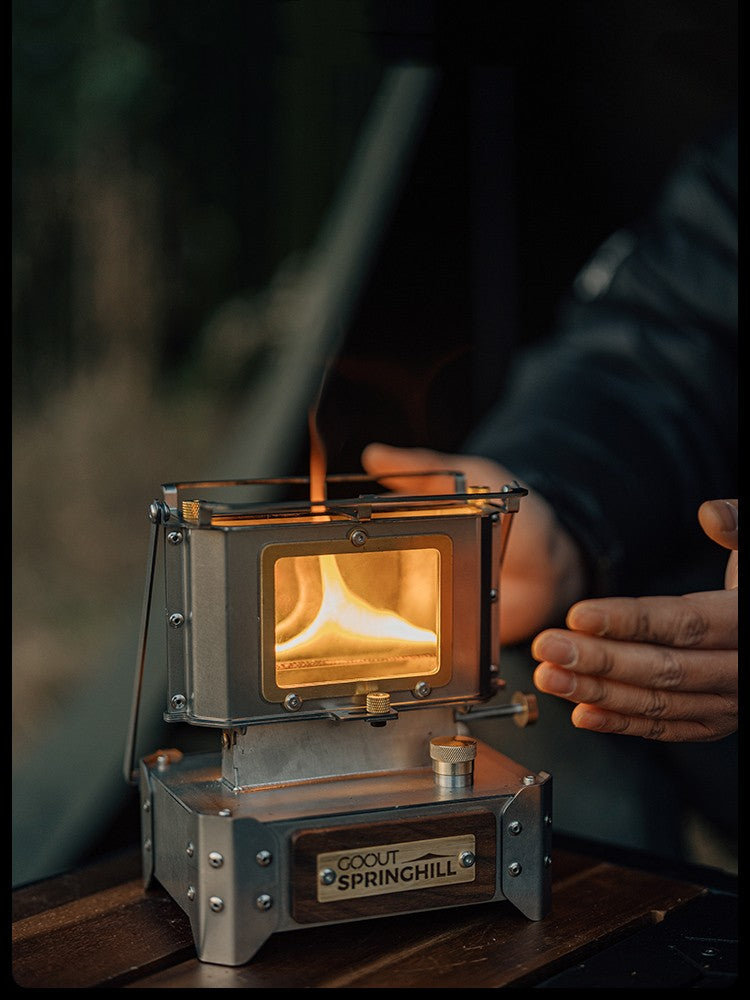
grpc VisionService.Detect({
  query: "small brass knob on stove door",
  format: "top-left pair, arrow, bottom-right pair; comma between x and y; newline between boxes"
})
366,692 -> 391,714
366,691 -> 391,727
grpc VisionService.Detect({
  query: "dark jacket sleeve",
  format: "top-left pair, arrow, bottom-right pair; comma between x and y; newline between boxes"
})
465,113 -> 738,599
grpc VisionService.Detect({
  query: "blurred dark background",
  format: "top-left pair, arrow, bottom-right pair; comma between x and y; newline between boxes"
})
12,0 -> 738,885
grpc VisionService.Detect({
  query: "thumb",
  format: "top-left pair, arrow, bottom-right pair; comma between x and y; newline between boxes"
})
698,499 -> 738,552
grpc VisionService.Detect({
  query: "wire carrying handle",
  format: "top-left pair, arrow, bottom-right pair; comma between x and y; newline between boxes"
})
123,500 -> 171,786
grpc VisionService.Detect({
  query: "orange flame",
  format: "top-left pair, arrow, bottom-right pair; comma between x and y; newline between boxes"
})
276,553 -> 436,662
274,551 -> 439,682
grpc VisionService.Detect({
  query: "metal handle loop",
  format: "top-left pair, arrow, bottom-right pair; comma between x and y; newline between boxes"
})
122,501 -> 170,785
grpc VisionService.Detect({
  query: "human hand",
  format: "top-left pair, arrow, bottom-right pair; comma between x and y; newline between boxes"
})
698,498 -> 738,589
531,499 -> 738,742
360,443 -> 587,645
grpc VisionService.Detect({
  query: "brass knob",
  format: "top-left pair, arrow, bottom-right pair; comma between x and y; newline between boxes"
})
430,735 -> 478,763
366,692 -> 391,715
430,736 -> 477,788
511,691 -> 539,728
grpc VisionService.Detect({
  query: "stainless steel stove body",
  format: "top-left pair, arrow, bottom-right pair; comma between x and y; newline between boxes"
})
126,474 -> 551,966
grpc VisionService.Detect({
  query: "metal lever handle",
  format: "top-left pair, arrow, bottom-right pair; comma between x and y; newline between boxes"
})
456,692 -> 539,728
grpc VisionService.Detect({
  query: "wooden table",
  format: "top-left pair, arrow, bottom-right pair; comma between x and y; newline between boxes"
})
11,834 -> 737,988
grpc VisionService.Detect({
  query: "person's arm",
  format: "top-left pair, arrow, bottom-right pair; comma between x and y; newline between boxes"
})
363,118 -> 737,655
531,499 -> 738,742
361,443 -> 587,645
464,115 -> 737,603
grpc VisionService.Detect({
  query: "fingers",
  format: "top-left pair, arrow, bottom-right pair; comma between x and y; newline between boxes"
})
568,704 -> 736,743
361,443 -> 467,493
533,643 -> 738,742
564,590 -> 738,649
531,591 -> 739,743
361,442 -> 446,474
360,443 -> 512,496
532,635 -> 737,697
698,498 -> 738,552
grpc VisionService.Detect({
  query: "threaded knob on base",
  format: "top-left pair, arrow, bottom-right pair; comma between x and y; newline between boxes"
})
430,735 -> 477,788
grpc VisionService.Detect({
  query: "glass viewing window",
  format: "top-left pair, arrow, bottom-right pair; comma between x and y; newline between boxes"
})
261,537 -> 453,695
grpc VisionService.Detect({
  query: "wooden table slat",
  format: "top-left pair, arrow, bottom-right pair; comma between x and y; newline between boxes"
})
13,846 -> 707,989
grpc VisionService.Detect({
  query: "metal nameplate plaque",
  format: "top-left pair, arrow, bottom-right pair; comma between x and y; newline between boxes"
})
317,834 -> 476,902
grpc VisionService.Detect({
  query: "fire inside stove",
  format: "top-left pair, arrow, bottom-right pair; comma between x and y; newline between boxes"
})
126,470 -> 552,968
275,550 -> 438,673
267,540 -> 448,693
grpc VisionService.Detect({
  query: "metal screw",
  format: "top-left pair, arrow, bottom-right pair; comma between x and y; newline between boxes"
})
459,851 -> 476,869
489,588 -> 498,601
319,868 -> 336,886
209,896 -> 224,912
256,850 -> 272,867
508,821 -> 522,836
413,681 -> 431,699
169,612 -> 185,628
218,808 -> 232,817
255,894 -> 273,911
142,800 -> 150,813
491,512 -> 500,522
187,886 -> 196,901
167,531 -> 183,545
544,855 -> 552,868
148,500 -> 170,524
349,528 -> 368,547
186,842 -> 194,857
544,814 -> 553,826
143,838 -> 152,853
170,694 -> 187,711
701,948 -> 719,958
522,774 -> 536,785
507,862 -> 522,877
208,851 -> 224,868
284,692 -> 302,712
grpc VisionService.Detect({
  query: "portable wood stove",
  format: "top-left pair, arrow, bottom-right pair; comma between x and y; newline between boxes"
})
124,472 -> 551,965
